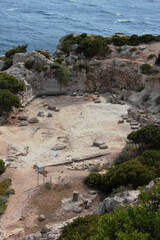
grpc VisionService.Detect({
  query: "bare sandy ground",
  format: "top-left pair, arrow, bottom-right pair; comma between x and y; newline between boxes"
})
0,94 -> 131,239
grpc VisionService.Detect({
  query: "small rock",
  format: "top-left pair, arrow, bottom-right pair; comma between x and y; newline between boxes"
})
41,95 -> 46,99
43,103 -> 48,107
84,93 -> 88,97
131,125 -> 139,130
37,112 -> 44,117
38,214 -> 45,221
85,199 -> 92,209
29,117 -> 39,124
73,206 -> 81,213
99,144 -> 108,149
118,120 -> 124,124
19,121 -> 28,126
55,108 -> 60,112
48,106 -> 56,111
18,116 -> 28,121
47,113 -> 53,117
94,100 -> 101,103
52,144 -> 66,151
93,139 -> 105,147
88,191 -> 97,195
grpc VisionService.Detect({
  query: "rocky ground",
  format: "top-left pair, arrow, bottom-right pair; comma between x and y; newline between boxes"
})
0,93 -> 131,239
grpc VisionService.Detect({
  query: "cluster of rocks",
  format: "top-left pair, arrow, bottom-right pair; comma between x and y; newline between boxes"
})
62,191 -> 97,214
107,93 -> 125,105
95,180 -> 155,215
92,139 -> 108,150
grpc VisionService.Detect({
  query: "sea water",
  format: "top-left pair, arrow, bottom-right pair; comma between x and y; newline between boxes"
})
0,0 -> 160,55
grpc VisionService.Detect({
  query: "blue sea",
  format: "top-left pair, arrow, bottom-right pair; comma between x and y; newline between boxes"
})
0,0 -> 160,55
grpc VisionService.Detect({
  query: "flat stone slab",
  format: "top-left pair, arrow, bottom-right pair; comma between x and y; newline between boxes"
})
72,152 -> 110,162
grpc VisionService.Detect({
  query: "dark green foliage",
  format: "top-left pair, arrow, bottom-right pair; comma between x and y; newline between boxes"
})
73,61 -> 91,72
127,125 -> 160,150
115,144 -> 137,165
59,215 -> 98,240
83,172 -> 101,188
35,65 -> 48,72
5,44 -> 28,58
112,35 -> 129,46
0,90 -> 21,112
0,159 -> 6,175
148,54 -> 156,59
54,58 -> 64,64
24,60 -> 35,69
36,50 -> 51,59
0,178 -> 12,216
0,73 -> 25,93
140,64 -> 152,75
142,94 -> 151,102
155,53 -> 160,66
44,182 -> 52,190
155,95 -> 160,105
59,181 -> 160,240
138,34 -> 156,43
51,63 -> 70,84
84,159 -> 155,193
1,57 -> 13,71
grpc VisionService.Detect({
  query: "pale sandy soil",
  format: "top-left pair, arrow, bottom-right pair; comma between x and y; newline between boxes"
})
0,95 -> 131,239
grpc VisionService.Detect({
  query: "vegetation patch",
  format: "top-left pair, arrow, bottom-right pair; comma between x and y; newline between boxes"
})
155,95 -> 160,105
142,93 -> 151,103
51,63 -> 70,84
155,53 -> 160,66
24,60 -> 35,69
35,65 -> 48,72
0,89 -> 21,112
148,54 -> 156,59
0,178 -> 14,216
0,73 -> 25,93
0,159 -> 6,175
73,61 -> 91,72
2,44 -> 28,71
36,50 -> 51,59
54,58 -> 64,64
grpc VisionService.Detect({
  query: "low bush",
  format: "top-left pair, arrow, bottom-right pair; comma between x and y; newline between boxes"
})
0,178 -> 13,216
51,63 -> 70,84
73,61 -> 91,72
0,89 -> 21,112
36,50 -> 51,59
148,54 -> 156,59
0,72 -> 25,93
0,159 -> 6,175
55,58 -> 64,64
155,53 -> 160,66
140,64 -> 152,75
5,44 -> 28,58
44,182 -> 52,190
24,60 -> 35,69
127,125 -> 160,150
155,95 -> 160,105
115,144 -> 137,165
2,44 -> 28,71
35,65 -> 48,72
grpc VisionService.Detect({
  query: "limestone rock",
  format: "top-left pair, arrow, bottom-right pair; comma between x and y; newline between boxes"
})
29,117 -> 39,124
18,116 -> 28,121
38,214 -> 45,221
73,206 -> 82,213
19,121 -> 28,126
47,113 -> 53,117
99,144 -> 108,149
52,144 -> 66,151
37,112 -> 44,117
93,139 -> 105,147
48,105 -> 56,111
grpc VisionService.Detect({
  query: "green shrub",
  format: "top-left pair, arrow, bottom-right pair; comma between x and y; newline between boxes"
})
115,144 -> 137,165
51,63 -> 70,84
1,57 -> 13,71
148,54 -> 156,59
140,64 -> 152,75
155,95 -> 160,105
112,35 -> 128,46
24,60 -> 35,69
0,73 -> 25,93
130,47 -> 137,52
0,90 -> 21,112
35,65 -> 48,72
155,53 -> 160,66
44,182 -> 52,190
85,158 -> 155,193
0,178 -> 12,216
36,50 -> 51,59
0,160 -> 6,175
5,44 -> 28,58
73,61 -> 91,72
127,125 -> 160,150
55,58 -> 64,64
142,94 -> 151,102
